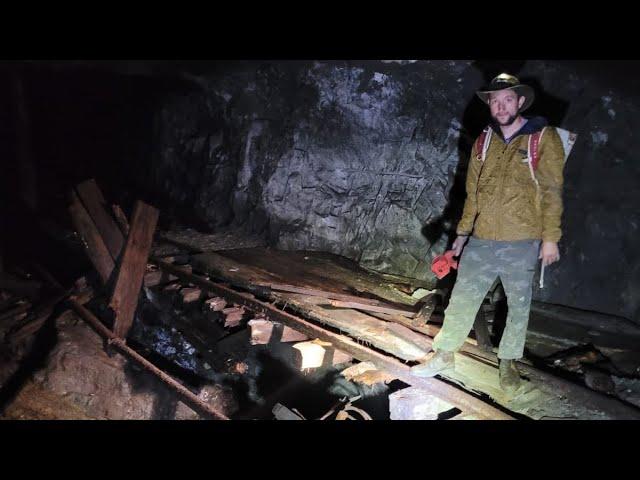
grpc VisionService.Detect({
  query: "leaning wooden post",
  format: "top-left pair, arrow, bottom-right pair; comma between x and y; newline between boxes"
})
109,201 -> 158,339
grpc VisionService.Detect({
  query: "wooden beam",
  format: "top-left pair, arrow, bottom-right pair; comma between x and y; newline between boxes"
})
263,283 -> 386,306
325,299 -> 416,317
75,179 -> 125,260
248,318 -> 309,345
69,192 -> 115,285
112,204 -> 130,236
110,201 -> 159,339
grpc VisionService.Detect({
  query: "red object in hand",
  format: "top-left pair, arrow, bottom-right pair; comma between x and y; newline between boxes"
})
431,250 -> 459,279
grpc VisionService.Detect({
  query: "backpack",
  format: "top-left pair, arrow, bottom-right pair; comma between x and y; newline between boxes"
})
474,126 -> 578,186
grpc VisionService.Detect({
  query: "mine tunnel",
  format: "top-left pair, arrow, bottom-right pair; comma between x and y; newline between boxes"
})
1,59 -> 639,421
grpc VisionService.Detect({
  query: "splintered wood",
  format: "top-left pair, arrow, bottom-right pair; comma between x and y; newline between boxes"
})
341,362 -> 396,386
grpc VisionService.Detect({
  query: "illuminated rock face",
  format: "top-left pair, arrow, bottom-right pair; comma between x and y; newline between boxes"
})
153,60 -> 480,282
152,60 -> 640,323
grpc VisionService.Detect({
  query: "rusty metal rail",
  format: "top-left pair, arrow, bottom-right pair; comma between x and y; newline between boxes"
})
152,258 -> 515,420
69,299 -> 229,420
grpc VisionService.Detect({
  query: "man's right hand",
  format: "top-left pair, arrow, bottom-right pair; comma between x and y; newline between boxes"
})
452,235 -> 469,257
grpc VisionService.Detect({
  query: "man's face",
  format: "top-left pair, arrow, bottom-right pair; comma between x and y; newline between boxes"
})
488,89 -> 525,126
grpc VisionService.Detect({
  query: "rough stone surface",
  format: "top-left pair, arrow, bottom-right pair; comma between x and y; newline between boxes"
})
174,384 -> 238,420
388,386 -> 455,420
144,60 -> 640,324
30,311 -> 174,419
20,310 -> 235,420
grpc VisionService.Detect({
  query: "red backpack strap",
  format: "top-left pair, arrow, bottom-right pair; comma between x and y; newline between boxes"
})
528,127 -> 546,171
475,126 -> 492,162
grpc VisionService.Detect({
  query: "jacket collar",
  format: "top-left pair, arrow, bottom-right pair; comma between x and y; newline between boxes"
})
489,116 -> 548,143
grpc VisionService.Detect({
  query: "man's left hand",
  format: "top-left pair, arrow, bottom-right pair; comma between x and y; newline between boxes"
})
539,241 -> 560,266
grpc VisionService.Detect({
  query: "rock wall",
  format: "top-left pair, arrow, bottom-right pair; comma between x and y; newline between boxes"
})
146,60 -> 640,323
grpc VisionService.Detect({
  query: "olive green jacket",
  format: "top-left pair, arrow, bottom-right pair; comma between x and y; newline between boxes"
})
456,119 -> 566,242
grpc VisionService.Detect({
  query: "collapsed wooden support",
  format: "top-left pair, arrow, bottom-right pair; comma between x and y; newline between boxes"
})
112,204 -> 130,236
152,259 -> 514,420
69,299 -> 229,420
74,179 -> 125,260
69,191 -> 115,285
110,201 -> 159,339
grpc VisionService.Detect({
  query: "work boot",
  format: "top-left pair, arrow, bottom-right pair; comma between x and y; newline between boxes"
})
411,350 -> 455,377
499,359 -> 521,394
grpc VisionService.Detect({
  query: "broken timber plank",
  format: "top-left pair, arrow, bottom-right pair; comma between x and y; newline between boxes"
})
75,179 -> 125,260
214,248 -> 417,307
110,201 -> 159,339
69,191 -> 115,284
184,253 -> 640,418
326,299 -> 416,317
155,259 -> 640,420
112,204 -> 130,236
366,310 -> 442,337
248,318 -> 309,344
278,294 -> 430,361
151,259 -> 513,420
263,283 -> 387,306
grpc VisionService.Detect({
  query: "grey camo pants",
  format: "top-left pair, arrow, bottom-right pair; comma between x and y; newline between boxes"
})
432,236 -> 541,360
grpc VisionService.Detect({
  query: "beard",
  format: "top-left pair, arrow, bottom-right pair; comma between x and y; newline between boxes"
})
492,112 -> 519,126
493,113 -> 518,127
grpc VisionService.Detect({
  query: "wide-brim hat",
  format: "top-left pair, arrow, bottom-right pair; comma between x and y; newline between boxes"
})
476,73 -> 535,112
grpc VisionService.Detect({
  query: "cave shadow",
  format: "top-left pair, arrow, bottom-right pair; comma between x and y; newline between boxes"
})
0,300 -> 62,415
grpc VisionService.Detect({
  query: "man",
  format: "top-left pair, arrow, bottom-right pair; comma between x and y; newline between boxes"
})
411,73 -> 566,393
